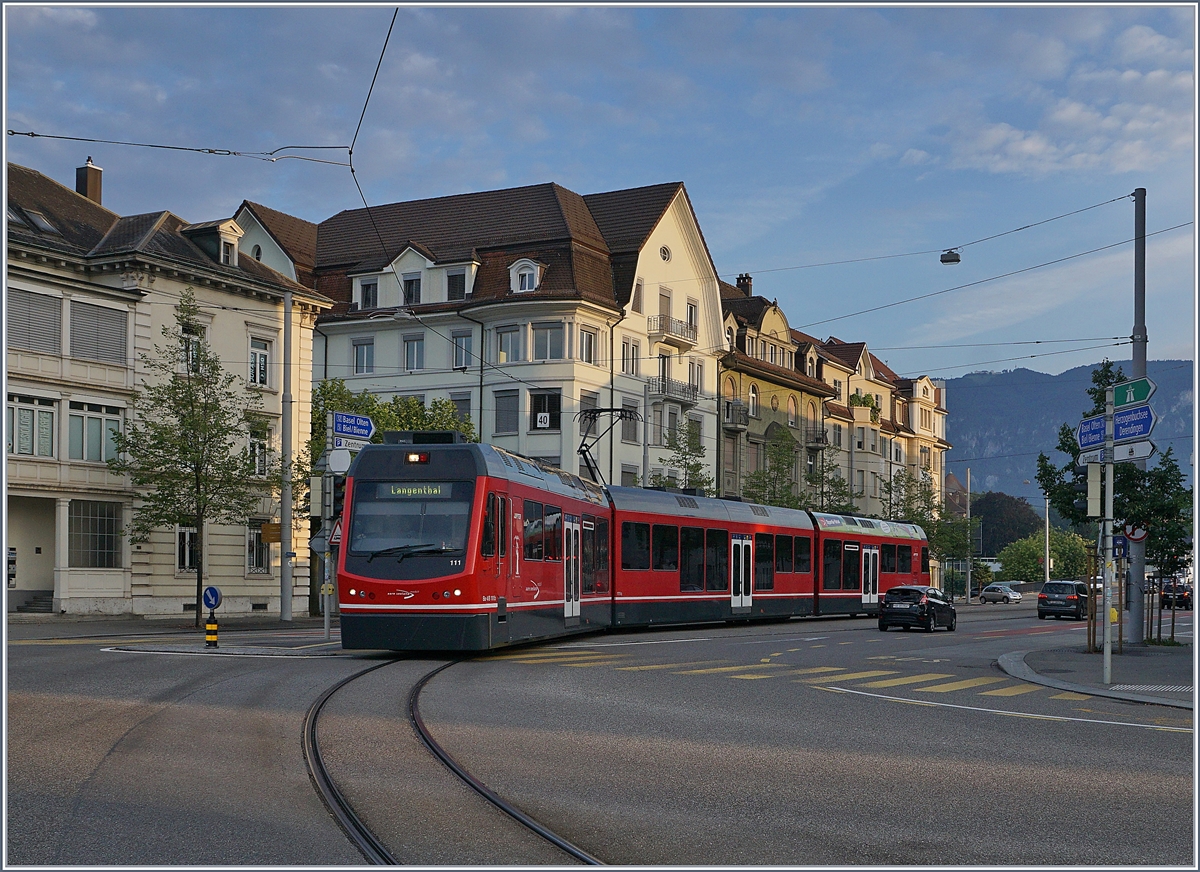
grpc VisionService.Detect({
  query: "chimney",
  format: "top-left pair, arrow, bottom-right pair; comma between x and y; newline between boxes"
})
76,157 -> 102,205
736,273 -> 752,296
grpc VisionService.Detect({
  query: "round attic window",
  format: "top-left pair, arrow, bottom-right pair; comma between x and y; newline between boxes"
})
659,246 -> 671,262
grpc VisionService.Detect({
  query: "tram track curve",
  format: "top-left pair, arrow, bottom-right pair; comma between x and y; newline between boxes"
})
303,654 -> 602,865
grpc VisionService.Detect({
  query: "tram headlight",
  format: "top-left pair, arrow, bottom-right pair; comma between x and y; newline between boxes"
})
349,589 -> 356,596
454,589 -> 461,597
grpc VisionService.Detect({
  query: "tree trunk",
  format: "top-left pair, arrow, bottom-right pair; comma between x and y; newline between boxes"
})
194,514 -> 204,628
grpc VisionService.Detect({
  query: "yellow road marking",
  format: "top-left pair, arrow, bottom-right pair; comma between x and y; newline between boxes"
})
561,660 -> 622,667
838,641 -> 854,645
981,683 -> 1043,696
801,670 -> 897,683
810,644 -> 826,648
856,672 -> 953,688
616,661 -> 720,671
730,674 -> 776,680
676,663 -> 784,675
483,652 -> 615,664
785,666 -> 847,675
916,677 -> 1008,693
1051,691 -> 1092,700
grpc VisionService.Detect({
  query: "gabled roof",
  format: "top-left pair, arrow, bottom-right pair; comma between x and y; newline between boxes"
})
869,353 -> 902,385
821,337 -> 868,370
581,181 -> 682,254
7,162 -> 328,304
237,200 -> 318,270
317,182 -> 609,270
721,294 -> 772,329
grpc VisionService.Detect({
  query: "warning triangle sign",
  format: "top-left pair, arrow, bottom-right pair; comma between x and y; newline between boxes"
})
329,517 -> 342,546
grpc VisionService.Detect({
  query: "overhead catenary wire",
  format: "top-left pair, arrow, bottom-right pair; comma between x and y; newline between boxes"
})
6,129 -> 351,166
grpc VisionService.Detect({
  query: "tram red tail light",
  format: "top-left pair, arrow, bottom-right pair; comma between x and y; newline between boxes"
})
405,452 -> 430,464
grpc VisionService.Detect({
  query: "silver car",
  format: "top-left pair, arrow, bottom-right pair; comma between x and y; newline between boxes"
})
979,583 -> 1022,604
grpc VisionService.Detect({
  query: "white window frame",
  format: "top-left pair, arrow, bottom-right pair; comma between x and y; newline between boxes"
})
532,323 -> 564,361
579,327 -> 597,365
452,330 -> 472,369
510,259 -> 542,293
402,273 -> 422,306
249,426 -> 271,477
7,395 -> 57,458
496,326 -> 521,364
67,401 -> 121,463
249,337 -> 270,387
446,270 -> 467,302
247,519 -> 272,575
404,333 -> 425,372
352,338 -> 375,375
359,278 -> 379,310
176,526 -> 200,575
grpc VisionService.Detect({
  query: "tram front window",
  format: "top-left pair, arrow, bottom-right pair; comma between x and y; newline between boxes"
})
346,480 -> 475,579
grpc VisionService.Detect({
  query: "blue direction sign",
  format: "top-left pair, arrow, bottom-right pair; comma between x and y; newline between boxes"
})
202,585 -> 222,610
1112,403 -> 1156,444
333,412 -> 376,441
1077,415 -> 1106,451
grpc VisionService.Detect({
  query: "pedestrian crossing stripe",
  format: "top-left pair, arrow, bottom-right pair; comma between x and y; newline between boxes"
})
675,663 -> 786,675
1050,691 -> 1091,700
981,683 -> 1042,696
616,661 -> 720,671
856,673 -> 953,688
800,670 -> 897,683
916,677 -> 1008,693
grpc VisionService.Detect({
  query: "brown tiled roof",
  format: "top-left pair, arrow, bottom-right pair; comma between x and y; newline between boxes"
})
721,294 -> 771,328
8,162 -> 326,304
239,200 -> 318,269
824,401 -> 853,422
870,353 -> 901,384
582,182 -> 681,253
722,351 -> 836,397
719,279 -> 745,300
821,337 -> 867,369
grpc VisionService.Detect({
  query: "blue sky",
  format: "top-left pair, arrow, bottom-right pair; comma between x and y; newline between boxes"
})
5,4 -> 1196,381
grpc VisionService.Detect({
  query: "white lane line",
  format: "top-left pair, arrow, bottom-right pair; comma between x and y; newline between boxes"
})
821,685 -> 1193,732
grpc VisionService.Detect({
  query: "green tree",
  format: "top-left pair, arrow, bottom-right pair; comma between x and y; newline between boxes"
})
995,529 -> 1088,583
650,420 -> 714,496
971,491 -> 1043,556
1129,447 -> 1193,580
879,468 -> 970,569
108,290 -> 274,626
743,430 -> 801,509
802,446 -> 857,514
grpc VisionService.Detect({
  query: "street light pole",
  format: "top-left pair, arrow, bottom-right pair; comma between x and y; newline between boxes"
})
965,468 -> 971,604
1128,187 -> 1148,643
1044,494 -> 1051,585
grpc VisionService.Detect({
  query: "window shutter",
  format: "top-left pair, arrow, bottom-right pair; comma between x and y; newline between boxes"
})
8,289 -> 62,354
71,302 -> 127,364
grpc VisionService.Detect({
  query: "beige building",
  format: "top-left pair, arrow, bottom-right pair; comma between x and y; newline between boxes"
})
6,161 -> 330,616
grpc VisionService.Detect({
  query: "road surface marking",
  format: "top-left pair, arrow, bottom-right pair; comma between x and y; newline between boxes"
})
796,669 -> 896,682
616,661 -> 719,671
856,673 -> 953,688
1050,691 -> 1092,700
981,683 -> 1043,696
676,663 -> 785,675
916,677 -> 1008,692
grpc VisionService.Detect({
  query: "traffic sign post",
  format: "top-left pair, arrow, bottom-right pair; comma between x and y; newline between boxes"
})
1113,376 -> 1156,408
332,412 -> 376,441
1112,403 -> 1156,444
1077,415 -> 1106,451
202,586 -> 221,649
1112,439 -> 1156,464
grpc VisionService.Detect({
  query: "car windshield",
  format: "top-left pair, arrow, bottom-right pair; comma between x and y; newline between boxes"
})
885,588 -> 924,603
1042,582 -> 1074,594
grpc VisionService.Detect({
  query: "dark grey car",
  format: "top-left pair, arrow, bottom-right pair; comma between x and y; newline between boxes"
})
1037,580 -> 1089,620
879,585 -> 956,632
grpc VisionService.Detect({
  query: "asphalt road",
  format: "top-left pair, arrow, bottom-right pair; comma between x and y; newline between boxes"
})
5,603 -> 1194,865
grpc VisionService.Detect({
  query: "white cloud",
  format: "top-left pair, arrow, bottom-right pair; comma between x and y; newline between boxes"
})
1115,24 -> 1193,67
900,148 -> 935,166
9,6 -> 97,29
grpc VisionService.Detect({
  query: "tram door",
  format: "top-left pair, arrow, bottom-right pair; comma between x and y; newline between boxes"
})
861,544 -> 880,611
496,493 -> 510,621
731,533 -> 753,611
564,514 -> 581,622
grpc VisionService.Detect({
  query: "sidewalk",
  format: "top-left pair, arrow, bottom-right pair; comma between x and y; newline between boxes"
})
999,643 -> 1194,710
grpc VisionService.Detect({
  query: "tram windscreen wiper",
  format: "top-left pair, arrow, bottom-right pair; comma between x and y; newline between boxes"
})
366,543 -> 462,563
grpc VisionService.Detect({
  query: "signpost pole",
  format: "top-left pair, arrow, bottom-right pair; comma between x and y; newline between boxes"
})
1103,387 -> 1114,685
1128,187 -> 1148,644
324,412 -> 333,641
280,290 -> 294,622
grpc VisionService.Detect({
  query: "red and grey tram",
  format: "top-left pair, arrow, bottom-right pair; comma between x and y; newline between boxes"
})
336,440 -> 930,651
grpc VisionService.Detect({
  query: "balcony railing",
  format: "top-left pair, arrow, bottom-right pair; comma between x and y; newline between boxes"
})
647,315 -> 698,349
648,376 -> 699,405
723,401 -> 749,430
804,426 -> 828,446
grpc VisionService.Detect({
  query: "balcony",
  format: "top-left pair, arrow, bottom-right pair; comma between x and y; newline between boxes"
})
803,426 -> 828,447
648,376 -> 699,406
723,401 -> 749,431
647,315 -> 697,351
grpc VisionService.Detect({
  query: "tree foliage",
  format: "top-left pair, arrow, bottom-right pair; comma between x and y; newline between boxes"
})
878,468 -> 970,566
743,430 -> 801,509
650,420 -> 714,496
108,290 -> 274,625
971,491 -> 1043,556
802,446 -> 857,514
995,529 -> 1088,583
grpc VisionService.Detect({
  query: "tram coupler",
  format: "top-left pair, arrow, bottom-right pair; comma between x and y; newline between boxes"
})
205,610 -> 219,648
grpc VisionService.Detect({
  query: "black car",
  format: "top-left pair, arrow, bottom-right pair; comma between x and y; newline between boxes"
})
1161,581 -> 1193,610
1037,580 -> 1089,620
879,585 -> 956,632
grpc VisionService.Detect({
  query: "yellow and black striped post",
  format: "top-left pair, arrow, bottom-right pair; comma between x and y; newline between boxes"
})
205,610 -> 219,648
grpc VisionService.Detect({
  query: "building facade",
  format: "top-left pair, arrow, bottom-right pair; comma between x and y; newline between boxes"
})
311,181 -> 725,490
6,161 -> 330,615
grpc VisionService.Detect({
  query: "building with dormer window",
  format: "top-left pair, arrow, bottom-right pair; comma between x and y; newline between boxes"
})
312,181 -> 725,488
6,161 -> 330,616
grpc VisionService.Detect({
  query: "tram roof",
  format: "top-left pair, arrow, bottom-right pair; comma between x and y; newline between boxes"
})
604,486 -> 816,530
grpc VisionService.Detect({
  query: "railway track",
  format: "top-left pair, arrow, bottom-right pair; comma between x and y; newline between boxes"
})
302,655 -> 602,865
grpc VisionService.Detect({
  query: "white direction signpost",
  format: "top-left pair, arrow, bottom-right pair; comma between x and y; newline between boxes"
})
1112,439 -> 1156,463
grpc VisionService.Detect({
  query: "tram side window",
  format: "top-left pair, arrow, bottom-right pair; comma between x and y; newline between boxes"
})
595,518 -> 610,592
921,547 -> 929,574
499,497 -> 507,557
823,539 -> 843,590
582,516 -> 596,594
653,524 -> 678,571
705,529 -> 729,591
775,535 -> 793,573
843,543 -> 861,590
481,493 -> 497,557
621,521 -> 650,570
680,527 -> 704,591
881,543 -> 896,574
544,505 -> 563,561
795,536 -> 812,574
898,545 -> 912,574
524,500 -> 544,560
755,533 -> 774,591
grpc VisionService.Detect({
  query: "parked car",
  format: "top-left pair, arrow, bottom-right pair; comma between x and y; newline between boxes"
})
1161,581 -> 1193,610
879,585 -> 956,632
1037,580 -> 1089,620
979,583 -> 1022,604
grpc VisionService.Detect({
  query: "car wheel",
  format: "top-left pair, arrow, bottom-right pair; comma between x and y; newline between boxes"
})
948,614 -> 957,632
926,612 -> 937,633
1002,596 -> 1009,604
901,625 -> 910,631
1037,613 -> 1046,620
878,622 -> 888,632
1075,609 -> 1084,620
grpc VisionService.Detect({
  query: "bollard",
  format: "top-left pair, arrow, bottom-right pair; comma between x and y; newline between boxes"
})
205,609 -> 219,648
